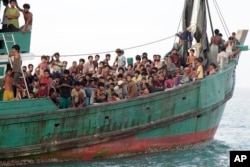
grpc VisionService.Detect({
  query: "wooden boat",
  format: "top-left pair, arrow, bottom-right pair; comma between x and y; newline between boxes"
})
0,0 -> 248,166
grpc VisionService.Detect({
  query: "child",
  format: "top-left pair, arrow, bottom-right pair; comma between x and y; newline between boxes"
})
1,68 -> 14,101
37,83 -> 47,98
35,55 -> 49,77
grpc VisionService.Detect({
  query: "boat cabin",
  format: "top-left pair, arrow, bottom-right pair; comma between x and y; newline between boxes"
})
0,1 -> 33,100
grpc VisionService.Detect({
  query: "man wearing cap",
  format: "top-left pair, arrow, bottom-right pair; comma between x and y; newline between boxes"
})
114,80 -> 126,99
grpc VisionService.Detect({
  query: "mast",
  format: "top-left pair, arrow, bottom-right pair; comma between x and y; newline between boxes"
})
206,0 -> 214,37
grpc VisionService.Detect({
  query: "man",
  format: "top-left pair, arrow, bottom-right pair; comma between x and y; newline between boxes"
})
127,75 -> 138,99
1,68 -> 14,101
83,55 -> 95,74
9,44 -> 22,88
1,0 -> 9,32
93,54 -> 100,70
71,81 -> 86,108
51,52 -> 63,79
58,70 -> 73,109
5,0 -> 20,32
16,1 -> 32,33
170,48 -> 181,67
103,54 -> 111,66
113,49 -> 126,70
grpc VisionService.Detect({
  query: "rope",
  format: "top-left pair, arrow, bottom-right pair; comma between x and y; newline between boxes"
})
212,0 -> 230,38
38,35 -> 175,57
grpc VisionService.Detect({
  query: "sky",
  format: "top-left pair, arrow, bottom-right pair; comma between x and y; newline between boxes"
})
4,0 -> 250,87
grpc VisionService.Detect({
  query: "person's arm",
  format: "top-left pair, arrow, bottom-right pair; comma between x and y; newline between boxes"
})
1,77 -> 5,91
16,1 -> 24,12
7,9 -> 20,19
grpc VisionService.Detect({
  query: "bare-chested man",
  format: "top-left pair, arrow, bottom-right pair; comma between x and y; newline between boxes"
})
16,1 -> 32,33
210,29 -> 224,66
1,68 -> 14,101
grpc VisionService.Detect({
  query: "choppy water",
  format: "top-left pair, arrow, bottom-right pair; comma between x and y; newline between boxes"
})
23,87 -> 250,167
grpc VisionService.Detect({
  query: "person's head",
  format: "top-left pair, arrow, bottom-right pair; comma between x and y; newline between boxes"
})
88,55 -> 93,63
28,64 -> 34,71
63,69 -> 70,78
44,69 -> 50,78
95,54 -> 100,61
74,81 -> 81,90
209,63 -> 217,70
214,29 -> 220,35
40,83 -> 46,90
134,70 -> 140,77
6,68 -> 12,76
172,48 -> 177,54
79,58 -> 85,65
99,61 -> 104,68
142,82 -> 149,90
41,55 -> 47,63
72,61 -> 77,67
23,3 -> 30,13
127,64 -> 133,70
105,54 -> 111,60
118,67 -> 125,74
109,82 -> 115,90
117,80 -> 123,87
135,55 -> 141,61
127,74 -> 132,82
53,52 -> 60,60
232,32 -> 236,37
63,61 -> 68,68
10,0 -> 16,8
117,73 -> 123,80
189,49 -> 195,55
115,48 -> 123,56
22,66 -> 27,71
98,82 -> 105,91
12,44 -> 20,53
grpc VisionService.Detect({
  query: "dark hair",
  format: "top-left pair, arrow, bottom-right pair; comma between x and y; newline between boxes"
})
98,82 -> 105,88
134,70 -> 140,75
117,73 -> 123,79
135,55 -> 141,61
210,63 -> 217,68
44,69 -> 50,74
10,0 -> 16,3
63,69 -> 70,74
3,0 -> 9,5
106,54 -> 111,57
23,3 -> 30,9
190,49 -> 195,53
88,55 -> 93,59
12,44 -> 20,52
214,29 -> 220,35
79,58 -> 85,63
74,81 -> 81,86
28,64 -> 33,68
95,54 -> 100,58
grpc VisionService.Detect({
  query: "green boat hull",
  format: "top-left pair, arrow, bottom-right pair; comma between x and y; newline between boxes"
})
0,59 -> 235,164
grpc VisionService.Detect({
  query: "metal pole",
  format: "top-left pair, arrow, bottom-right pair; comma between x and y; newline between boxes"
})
206,0 -> 214,36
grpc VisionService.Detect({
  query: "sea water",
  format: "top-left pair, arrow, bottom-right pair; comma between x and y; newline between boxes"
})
22,87 -> 250,167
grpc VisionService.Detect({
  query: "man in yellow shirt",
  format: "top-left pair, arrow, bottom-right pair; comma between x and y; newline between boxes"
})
5,0 -> 20,32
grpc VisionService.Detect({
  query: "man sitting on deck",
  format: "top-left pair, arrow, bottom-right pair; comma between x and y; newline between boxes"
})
16,1 -> 32,33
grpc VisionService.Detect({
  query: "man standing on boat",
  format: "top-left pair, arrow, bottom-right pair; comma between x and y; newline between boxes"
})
1,0 -> 9,32
16,1 -> 32,33
5,0 -> 20,32
9,44 -> 23,99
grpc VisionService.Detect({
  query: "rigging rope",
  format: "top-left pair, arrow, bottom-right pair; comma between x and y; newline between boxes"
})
45,35 -> 175,57
212,0 -> 231,38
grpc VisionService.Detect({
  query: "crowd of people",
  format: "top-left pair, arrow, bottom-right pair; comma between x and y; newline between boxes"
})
1,0 -> 32,33
1,29 -> 241,109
